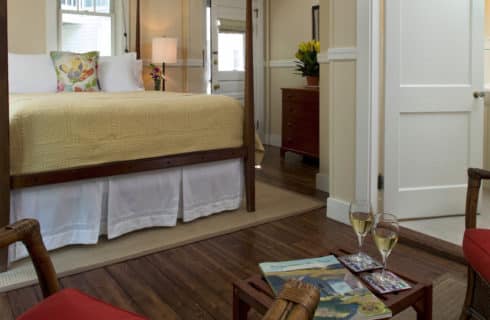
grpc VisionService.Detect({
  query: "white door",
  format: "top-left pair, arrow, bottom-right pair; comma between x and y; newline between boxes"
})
211,2 -> 246,103
384,0 -> 485,219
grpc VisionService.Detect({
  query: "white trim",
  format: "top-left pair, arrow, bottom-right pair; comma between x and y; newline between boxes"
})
327,47 -> 357,62
316,173 -> 329,192
326,197 -> 350,225
266,134 -> 282,147
143,59 -> 203,68
317,51 -> 329,64
355,0 -> 380,213
267,59 -> 296,68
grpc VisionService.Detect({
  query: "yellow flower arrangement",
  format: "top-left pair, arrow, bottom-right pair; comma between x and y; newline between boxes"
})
295,40 -> 320,77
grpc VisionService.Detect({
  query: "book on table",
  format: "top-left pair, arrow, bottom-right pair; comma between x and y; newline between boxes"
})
259,255 -> 392,320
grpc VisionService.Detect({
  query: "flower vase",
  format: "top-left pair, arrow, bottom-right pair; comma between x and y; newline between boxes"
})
306,76 -> 319,87
154,79 -> 161,91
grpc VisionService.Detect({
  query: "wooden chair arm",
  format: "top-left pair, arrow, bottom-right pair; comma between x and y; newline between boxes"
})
465,168 -> 490,230
468,168 -> 490,180
262,280 -> 320,320
0,219 -> 60,297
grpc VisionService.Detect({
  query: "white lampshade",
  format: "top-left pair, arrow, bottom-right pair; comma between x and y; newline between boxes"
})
152,37 -> 178,64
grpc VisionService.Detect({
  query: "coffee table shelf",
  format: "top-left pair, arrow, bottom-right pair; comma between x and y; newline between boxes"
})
232,248 -> 432,320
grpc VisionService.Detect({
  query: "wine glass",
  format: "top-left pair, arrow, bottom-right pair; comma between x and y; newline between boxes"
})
349,201 -> 374,262
372,213 -> 399,281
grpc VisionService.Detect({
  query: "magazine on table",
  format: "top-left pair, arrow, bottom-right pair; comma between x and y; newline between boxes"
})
338,253 -> 383,273
259,255 -> 392,320
361,271 -> 412,295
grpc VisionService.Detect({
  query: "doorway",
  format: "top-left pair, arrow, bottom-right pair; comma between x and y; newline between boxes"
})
204,0 -> 265,139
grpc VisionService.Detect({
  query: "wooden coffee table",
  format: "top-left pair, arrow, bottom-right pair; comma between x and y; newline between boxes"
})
232,248 -> 433,320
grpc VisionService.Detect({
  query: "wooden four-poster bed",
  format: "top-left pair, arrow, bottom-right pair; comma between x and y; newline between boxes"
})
0,0 -> 256,270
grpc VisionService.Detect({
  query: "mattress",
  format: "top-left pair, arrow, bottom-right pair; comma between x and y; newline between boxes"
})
9,91 -> 264,175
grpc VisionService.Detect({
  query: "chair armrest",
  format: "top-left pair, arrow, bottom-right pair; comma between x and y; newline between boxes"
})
262,280 -> 320,320
0,219 -> 60,297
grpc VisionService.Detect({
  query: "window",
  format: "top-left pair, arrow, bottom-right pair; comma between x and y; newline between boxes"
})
59,0 -> 114,56
217,19 -> 245,72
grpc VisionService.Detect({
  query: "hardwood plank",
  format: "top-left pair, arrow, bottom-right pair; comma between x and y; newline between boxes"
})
7,286 -> 42,318
107,258 -> 214,320
0,294 -> 14,320
60,268 -> 142,315
146,249 -> 232,320
106,261 -> 183,320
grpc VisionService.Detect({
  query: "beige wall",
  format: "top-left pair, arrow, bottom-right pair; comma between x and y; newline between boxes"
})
7,0 -> 46,53
265,0 -> 315,139
132,0 -> 205,92
326,0 -> 357,202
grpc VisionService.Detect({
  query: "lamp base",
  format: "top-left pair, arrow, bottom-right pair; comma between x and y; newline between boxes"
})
162,62 -> 166,91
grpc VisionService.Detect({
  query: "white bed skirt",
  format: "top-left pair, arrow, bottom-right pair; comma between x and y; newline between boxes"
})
9,159 -> 243,262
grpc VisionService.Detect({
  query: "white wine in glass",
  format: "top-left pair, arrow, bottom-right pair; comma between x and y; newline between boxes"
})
372,213 -> 399,280
349,201 -> 374,261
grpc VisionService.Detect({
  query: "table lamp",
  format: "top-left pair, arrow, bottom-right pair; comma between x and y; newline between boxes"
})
152,37 -> 178,91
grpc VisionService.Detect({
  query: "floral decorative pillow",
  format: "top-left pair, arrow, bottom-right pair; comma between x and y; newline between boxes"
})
50,51 -> 99,92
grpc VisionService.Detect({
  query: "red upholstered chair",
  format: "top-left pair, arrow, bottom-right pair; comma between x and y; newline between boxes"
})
0,219 -> 147,320
461,168 -> 490,320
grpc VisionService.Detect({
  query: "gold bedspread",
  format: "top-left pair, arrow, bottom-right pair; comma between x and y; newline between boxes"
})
9,92 -> 264,175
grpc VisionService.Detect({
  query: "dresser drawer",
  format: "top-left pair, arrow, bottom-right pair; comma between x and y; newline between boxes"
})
282,89 -> 319,105
283,102 -> 318,122
281,87 -> 319,158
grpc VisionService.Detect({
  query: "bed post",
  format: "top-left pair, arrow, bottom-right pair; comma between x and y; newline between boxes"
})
135,0 -> 141,59
0,0 -> 10,271
244,0 -> 255,212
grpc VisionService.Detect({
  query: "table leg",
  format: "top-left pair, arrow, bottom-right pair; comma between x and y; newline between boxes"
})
415,285 -> 433,320
233,287 -> 251,320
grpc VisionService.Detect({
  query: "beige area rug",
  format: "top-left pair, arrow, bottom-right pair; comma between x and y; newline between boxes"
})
0,181 -> 324,292
394,273 -> 466,320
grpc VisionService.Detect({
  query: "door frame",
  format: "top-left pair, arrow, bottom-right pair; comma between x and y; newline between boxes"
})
355,0 -> 381,214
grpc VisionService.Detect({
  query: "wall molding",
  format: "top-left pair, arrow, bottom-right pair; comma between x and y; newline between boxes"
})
356,0 -> 380,213
326,197 -> 350,225
317,51 -> 329,64
143,59 -> 203,68
327,47 -> 358,62
267,59 -> 296,68
316,173 -> 329,192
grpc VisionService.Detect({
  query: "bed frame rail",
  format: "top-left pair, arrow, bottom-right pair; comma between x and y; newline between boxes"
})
11,147 -> 247,189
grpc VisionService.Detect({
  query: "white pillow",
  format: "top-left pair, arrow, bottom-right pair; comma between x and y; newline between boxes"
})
98,53 -> 144,92
8,53 -> 58,93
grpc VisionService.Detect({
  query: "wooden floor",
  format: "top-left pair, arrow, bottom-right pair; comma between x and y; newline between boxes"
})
0,146 -> 467,319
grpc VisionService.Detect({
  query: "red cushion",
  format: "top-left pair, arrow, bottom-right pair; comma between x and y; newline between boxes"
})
463,229 -> 490,282
18,289 -> 147,320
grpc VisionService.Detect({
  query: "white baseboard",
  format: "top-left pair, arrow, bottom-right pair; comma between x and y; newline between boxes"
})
316,173 -> 329,192
266,134 -> 282,147
326,197 -> 350,225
